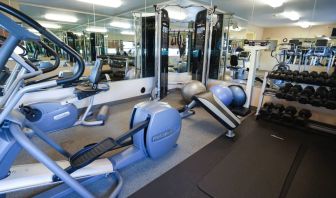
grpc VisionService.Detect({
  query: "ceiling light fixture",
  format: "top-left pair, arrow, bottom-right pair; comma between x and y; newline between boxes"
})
298,21 -> 312,28
39,22 -> 61,29
133,12 -> 155,17
74,32 -> 83,36
281,11 -> 300,21
45,13 -> 78,23
110,21 -> 131,29
27,28 -> 38,33
86,26 -> 107,33
167,9 -> 187,21
77,0 -> 122,8
231,26 -> 243,32
120,30 -> 135,35
27,28 -> 41,36
225,26 -> 243,32
264,0 -> 285,8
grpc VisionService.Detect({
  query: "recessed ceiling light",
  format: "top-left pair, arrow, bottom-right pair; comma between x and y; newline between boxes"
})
225,25 -> 244,32
27,28 -> 41,36
280,11 -> 300,21
86,26 -> 107,33
110,21 -> 131,29
264,0 -> 285,8
45,13 -> 78,23
120,31 -> 135,35
77,0 -> 122,8
27,28 -> 38,33
167,9 -> 187,21
231,26 -> 243,32
298,21 -> 312,28
39,22 -> 61,29
225,26 -> 243,32
133,12 -> 155,17
74,32 -> 83,36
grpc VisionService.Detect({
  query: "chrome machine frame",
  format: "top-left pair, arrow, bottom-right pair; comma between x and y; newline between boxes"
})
153,4 -> 217,99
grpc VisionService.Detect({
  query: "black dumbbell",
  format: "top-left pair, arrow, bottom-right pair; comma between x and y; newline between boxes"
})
284,70 -> 300,81
311,86 -> 329,107
303,71 -> 318,84
268,70 -> 283,79
268,70 -> 278,79
279,70 -> 292,81
285,85 -> 303,101
270,104 -> 285,119
259,102 -> 274,118
277,70 -> 285,80
275,83 -> 293,99
288,70 -> 300,81
326,72 -> 336,87
298,86 -> 315,104
296,109 -> 312,124
315,72 -> 329,85
296,71 -> 309,83
282,106 -> 297,122
324,88 -> 336,110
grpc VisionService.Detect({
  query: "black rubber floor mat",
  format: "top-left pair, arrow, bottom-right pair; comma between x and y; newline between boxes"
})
130,135 -> 234,198
286,146 -> 336,198
130,115 -> 263,198
198,123 -> 301,198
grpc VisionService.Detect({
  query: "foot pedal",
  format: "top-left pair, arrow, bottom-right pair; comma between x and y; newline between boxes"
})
179,109 -> 195,119
52,138 -> 120,182
70,138 -> 117,170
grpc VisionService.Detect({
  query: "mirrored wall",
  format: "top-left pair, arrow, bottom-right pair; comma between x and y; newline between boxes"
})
3,0 -> 330,85
15,0 -> 152,81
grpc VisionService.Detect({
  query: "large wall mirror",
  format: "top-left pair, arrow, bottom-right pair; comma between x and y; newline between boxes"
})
2,0 -> 332,86
9,0 -> 155,82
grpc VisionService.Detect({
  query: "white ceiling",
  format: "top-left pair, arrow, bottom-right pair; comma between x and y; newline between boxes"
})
17,0 -> 164,32
14,0 -> 336,32
195,0 -> 336,27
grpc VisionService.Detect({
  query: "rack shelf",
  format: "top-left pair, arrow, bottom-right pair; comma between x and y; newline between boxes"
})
267,76 -> 335,88
256,71 -> 336,134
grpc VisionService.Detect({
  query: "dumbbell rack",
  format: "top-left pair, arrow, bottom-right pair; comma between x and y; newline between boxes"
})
256,71 -> 336,134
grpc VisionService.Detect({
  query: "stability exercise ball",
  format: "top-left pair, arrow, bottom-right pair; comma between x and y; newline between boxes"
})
209,85 -> 233,106
181,80 -> 206,103
206,81 -> 223,90
229,85 -> 247,107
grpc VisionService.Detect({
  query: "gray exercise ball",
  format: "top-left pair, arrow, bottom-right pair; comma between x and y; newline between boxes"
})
181,80 -> 206,103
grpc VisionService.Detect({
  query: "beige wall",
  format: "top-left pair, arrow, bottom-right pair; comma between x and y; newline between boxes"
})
263,24 -> 336,41
259,24 -> 336,71
230,24 -> 264,40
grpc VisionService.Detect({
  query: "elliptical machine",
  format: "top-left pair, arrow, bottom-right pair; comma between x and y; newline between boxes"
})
0,4 -> 181,198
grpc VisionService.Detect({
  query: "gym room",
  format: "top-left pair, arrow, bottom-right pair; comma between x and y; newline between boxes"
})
0,0 -> 335,197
